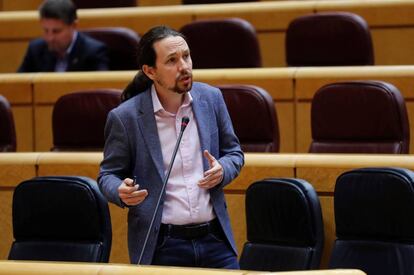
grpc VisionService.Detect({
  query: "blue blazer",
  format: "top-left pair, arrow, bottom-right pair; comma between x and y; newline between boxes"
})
18,32 -> 109,72
98,82 -> 244,264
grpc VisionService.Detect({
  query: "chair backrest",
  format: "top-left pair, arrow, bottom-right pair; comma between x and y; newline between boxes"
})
286,12 -> 374,66
9,176 -> 112,262
73,0 -> 135,8
217,84 -> 279,152
330,167 -> 414,275
240,178 -> 324,271
180,18 -> 261,68
0,95 -> 16,152
310,81 -> 409,154
82,27 -> 140,70
52,89 -> 121,151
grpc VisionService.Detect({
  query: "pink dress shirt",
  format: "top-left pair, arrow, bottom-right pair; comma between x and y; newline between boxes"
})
151,86 -> 215,225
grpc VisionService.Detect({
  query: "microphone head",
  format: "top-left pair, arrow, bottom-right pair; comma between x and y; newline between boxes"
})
181,116 -> 190,131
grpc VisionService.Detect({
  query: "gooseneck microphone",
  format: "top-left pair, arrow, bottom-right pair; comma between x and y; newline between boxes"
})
137,116 -> 190,265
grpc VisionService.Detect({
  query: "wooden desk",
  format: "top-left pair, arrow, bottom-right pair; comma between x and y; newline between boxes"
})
0,0 -> 413,72
2,66 -> 414,153
0,152 -> 412,268
0,260 -> 366,274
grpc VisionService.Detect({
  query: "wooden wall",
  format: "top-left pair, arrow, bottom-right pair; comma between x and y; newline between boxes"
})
0,152 -> 412,268
0,0 -> 413,72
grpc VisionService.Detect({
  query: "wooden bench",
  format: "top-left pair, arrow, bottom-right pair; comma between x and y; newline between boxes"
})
0,0 -> 413,72
2,66 -> 414,153
0,152 -> 412,268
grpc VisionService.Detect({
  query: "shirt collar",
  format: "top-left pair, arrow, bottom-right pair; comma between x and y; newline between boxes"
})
65,31 -> 78,56
151,84 -> 193,114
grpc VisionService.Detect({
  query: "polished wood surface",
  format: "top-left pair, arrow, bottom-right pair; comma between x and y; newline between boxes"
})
2,66 -> 414,153
0,260 -> 366,274
0,0 -> 413,72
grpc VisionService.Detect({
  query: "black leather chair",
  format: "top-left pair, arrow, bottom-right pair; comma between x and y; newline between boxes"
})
82,27 -> 140,70
9,176 -> 112,262
52,89 -> 121,151
330,167 -> 414,275
239,178 -> 324,271
180,18 -> 261,68
310,81 -> 409,154
286,12 -> 374,66
217,84 -> 279,152
0,95 -> 16,152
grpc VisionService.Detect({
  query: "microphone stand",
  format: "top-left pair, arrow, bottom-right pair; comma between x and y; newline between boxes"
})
137,116 -> 190,265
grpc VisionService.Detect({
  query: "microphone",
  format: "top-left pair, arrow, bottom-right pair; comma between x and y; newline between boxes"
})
137,116 -> 190,264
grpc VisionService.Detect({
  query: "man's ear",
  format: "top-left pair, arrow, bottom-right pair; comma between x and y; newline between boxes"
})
142,64 -> 155,81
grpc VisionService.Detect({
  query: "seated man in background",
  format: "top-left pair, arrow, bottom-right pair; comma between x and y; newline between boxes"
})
18,0 -> 109,72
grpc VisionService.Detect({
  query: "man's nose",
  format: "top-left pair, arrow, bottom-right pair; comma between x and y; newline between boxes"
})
44,32 -> 53,42
178,58 -> 190,71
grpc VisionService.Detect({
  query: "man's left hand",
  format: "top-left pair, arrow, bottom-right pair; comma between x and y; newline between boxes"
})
198,150 -> 223,189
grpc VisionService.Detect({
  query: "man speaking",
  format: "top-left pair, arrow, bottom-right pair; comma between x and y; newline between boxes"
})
98,25 -> 243,268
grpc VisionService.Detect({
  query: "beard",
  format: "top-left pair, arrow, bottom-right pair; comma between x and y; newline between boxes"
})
172,71 -> 193,94
156,71 -> 193,95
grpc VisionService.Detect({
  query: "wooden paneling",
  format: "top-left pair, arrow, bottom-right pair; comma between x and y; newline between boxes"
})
0,74 -> 34,151
0,1 -> 413,72
32,71 -> 132,151
0,66 -> 414,152
0,152 -> 413,268
1,0 -> 42,11
294,66 -> 414,154
0,153 -> 38,260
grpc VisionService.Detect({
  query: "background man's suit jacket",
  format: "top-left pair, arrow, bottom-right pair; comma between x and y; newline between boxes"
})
98,82 -> 244,264
18,32 -> 109,72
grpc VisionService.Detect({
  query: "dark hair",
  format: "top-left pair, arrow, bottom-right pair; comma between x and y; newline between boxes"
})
39,0 -> 77,25
121,25 -> 186,102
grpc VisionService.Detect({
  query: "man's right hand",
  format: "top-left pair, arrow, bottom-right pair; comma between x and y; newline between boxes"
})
118,178 -> 148,206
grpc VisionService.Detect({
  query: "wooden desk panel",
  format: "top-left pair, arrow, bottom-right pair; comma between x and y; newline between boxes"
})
0,152 -> 411,269
31,69 -> 295,152
294,66 -> 414,153
0,74 -> 34,151
32,72 -> 132,151
0,1 -> 413,72
0,153 -> 38,260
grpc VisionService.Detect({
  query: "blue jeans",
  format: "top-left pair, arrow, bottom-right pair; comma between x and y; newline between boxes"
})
152,230 -> 239,269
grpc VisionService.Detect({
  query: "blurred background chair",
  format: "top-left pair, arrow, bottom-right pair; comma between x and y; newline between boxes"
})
0,95 -> 16,152
310,81 -> 409,154
217,84 -> 279,152
52,89 -> 121,151
330,167 -> 414,275
9,176 -> 112,262
180,18 -> 261,68
239,178 -> 324,271
73,0 -> 135,9
286,12 -> 374,66
82,27 -> 140,70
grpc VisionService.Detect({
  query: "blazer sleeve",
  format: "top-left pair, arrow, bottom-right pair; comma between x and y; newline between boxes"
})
98,110 -> 131,207
214,89 -> 244,187
17,43 -> 36,72
93,43 -> 109,71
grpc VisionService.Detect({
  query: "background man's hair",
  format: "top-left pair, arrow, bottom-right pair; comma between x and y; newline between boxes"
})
121,25 -> 186,102
39,0 -> 77,25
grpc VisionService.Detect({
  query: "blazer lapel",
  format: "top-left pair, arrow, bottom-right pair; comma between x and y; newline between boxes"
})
136,91 -> 165,181
191,91 -> 210,171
